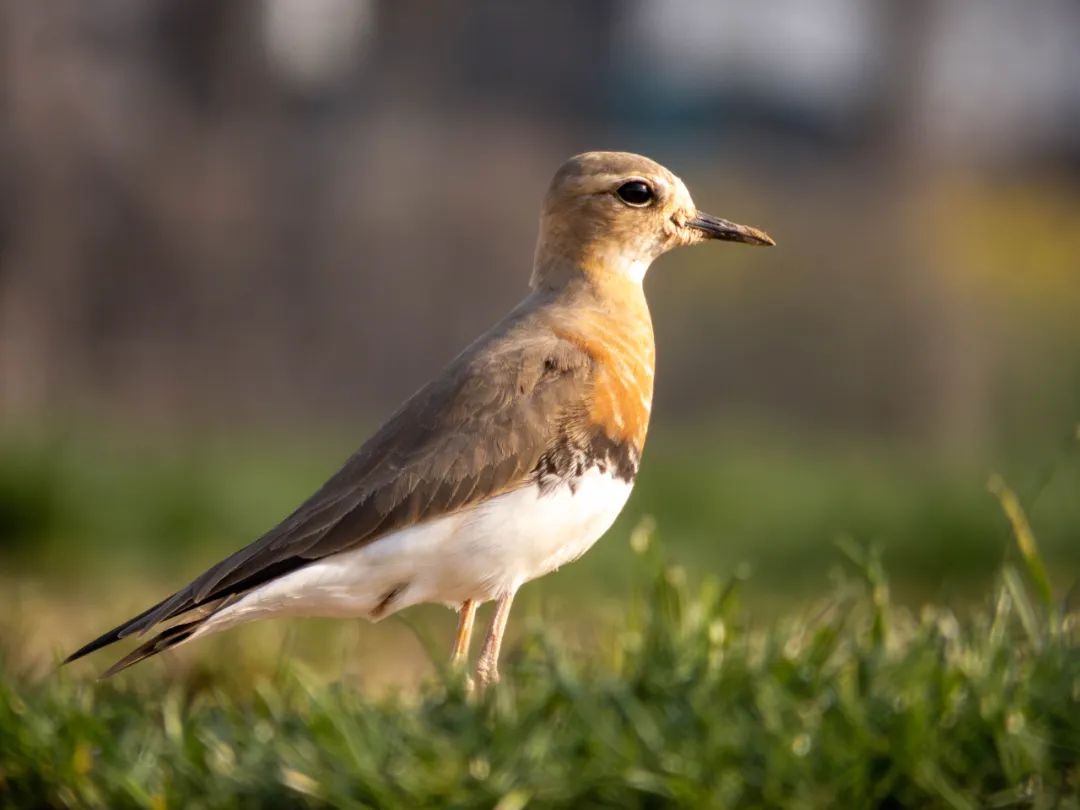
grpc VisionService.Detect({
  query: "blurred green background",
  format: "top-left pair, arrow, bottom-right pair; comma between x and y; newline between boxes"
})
1,1 -> 1079,680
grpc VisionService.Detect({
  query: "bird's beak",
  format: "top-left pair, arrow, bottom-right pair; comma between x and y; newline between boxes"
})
688,212 -> 775,246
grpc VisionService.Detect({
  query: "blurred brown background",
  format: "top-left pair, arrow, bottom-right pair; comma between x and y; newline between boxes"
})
3,0 -> 1078,443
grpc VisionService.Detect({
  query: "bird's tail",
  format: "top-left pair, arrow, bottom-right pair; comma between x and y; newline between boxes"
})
98,617 -> 207,678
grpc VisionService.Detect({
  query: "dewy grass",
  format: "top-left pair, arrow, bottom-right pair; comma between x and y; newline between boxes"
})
2,505 -> 1078,809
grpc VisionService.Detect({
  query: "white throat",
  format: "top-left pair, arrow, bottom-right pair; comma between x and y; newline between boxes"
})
621,257 -> 651,284
588,240 -> 656,285
530,245 -> 654,289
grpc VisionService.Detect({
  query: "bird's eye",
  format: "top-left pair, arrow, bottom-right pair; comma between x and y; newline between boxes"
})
615,181 -> 654,207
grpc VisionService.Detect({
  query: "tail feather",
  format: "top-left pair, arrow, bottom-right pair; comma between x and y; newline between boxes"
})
99,618 -> 206,678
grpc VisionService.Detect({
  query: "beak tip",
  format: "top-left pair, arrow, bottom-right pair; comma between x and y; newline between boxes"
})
735,223 -> 775,247
689,213 -> 775,247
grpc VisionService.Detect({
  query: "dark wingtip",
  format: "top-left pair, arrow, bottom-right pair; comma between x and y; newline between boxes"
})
61,596 -> 174,666
63,629 -> 126,666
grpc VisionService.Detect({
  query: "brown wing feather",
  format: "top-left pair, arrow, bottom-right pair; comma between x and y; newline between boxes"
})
65,308 -> 597,663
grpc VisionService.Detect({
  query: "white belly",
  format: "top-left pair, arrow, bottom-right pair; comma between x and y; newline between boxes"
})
195,468 -> 633,636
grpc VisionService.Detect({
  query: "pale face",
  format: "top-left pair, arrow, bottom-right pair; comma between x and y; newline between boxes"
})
532,151 -> 773,288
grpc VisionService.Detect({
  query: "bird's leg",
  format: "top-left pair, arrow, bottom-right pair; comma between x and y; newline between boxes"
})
450,599 -> 477,666
476,590 -> 516,687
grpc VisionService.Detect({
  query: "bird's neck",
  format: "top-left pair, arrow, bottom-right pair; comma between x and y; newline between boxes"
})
531,230 -> 656,290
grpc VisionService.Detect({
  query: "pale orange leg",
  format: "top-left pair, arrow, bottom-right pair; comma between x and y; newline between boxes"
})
450,599 -> 477,666
476,590 -> 516,686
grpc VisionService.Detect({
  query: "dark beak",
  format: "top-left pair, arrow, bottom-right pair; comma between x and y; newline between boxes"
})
689,212 -> 775,246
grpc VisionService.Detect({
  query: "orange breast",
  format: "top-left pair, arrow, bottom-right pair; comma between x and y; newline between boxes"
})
552,304 -> 655,451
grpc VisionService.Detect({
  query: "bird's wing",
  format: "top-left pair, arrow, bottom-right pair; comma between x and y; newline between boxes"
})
65,315 -> 602,662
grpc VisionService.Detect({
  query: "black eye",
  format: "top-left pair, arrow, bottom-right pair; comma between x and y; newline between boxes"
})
616,181 -> 654,207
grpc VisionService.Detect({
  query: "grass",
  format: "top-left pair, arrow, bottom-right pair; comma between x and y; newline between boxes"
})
1,427 -> 1078,807
2,486 -> 1079,809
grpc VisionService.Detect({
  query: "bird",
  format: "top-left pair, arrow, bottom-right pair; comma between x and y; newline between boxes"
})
64,151 -> 774,685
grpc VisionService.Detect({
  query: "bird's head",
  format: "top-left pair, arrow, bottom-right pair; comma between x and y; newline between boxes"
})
532,151 -> 774,290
